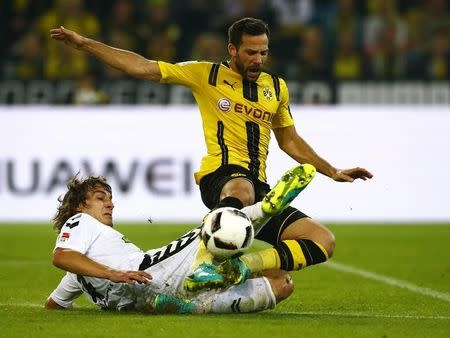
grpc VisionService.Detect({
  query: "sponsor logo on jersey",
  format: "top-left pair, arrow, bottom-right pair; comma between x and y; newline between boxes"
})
218,98 -> 274,122
59,232 -> 70,242
217,97 -> 231,112
234,103 -> 274,122
262,86 -> 273,101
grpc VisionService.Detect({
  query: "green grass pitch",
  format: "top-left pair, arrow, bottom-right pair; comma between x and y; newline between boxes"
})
0,223 -> 449,338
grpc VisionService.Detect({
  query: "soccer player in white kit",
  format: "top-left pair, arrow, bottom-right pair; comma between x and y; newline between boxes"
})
45,166 -> 314,313
44,176 -> 279,313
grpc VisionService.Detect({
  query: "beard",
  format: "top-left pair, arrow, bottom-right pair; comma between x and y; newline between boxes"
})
234,55 -> 261,82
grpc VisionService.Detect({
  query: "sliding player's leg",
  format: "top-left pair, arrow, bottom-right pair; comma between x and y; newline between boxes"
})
193,269 -> 293,313
151,271 -> 293,314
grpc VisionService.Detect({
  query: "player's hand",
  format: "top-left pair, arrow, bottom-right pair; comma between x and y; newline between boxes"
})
332,167 -> 373,182
109,270 -> 152,285
49,26 -> 85,50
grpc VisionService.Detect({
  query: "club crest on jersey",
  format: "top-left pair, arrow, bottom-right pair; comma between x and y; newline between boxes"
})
217,97 -> 231,112
262,87 -> 273,101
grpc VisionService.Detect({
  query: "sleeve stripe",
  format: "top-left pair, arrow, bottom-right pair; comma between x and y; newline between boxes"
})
208,63 -> 220,86
271,75 -> 280,101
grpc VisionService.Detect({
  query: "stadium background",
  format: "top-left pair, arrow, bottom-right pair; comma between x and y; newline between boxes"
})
1,0 -> 449,104
1,0 -> 449,224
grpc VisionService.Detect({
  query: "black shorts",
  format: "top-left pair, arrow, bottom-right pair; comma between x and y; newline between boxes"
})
255,207 -> 308,245
199,164 -> 309,245
199,164 -> 270,209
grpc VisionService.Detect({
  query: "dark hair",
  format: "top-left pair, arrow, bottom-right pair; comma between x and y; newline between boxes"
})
52,175 -> 112,233
228,17 -> 270,48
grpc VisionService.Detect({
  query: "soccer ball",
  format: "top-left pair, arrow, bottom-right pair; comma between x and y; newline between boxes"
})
201,207 -> 254,259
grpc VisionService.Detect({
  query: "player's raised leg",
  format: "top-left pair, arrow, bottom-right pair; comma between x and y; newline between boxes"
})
242,163 -> 316,233
262,163 -> 316,216
185,164 -> 318,292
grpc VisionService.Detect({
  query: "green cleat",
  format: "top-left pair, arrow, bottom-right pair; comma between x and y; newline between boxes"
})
218,257 -> 251,285
184,263 -> 225,292
262,163 -> 316,216
152,293 -> 196,314
184,258 -> 251,292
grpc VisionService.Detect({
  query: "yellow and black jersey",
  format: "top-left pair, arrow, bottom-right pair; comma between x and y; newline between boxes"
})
158,60 -> 294,183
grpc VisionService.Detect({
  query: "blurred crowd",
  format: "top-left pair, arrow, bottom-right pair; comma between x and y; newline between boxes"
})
1,0 -> 449,103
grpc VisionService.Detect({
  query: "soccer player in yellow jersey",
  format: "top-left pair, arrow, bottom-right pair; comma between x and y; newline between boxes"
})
50,18 -> 373,277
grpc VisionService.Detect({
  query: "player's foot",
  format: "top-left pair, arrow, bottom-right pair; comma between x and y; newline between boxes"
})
262,163 -> 316,216
184,258 -> 251,292
152,293 -> 196,314
218,257 -> 251,285
184,263 -> 225,292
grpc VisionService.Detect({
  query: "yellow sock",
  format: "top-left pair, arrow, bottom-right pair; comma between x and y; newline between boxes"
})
240,239 -> 328,272
239,247 -> 280,272
275,239 -> 328,270
189,241 -> 214,271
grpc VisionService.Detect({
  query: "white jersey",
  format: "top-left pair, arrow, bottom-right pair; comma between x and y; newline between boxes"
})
49,213 -> 203,311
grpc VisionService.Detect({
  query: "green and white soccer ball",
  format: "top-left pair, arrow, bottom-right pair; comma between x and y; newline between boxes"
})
201,207 -> 254,259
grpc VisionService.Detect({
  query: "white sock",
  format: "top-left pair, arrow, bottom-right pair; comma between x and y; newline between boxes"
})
241,202 -> 271,234
193,277 -> 276,313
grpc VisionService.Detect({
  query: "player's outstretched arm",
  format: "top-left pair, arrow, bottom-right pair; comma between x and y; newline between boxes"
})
49,26 -> 162,81
52,248 -> 152,284
274,125 -> 373,182
331,167 -> 373,182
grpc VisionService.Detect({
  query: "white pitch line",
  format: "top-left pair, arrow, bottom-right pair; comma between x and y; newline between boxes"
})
278,311 -> 450,320
1,303 -> 448,320
0,302 -> 92,309
0,302 -> 42,308
325,261 -> 450,303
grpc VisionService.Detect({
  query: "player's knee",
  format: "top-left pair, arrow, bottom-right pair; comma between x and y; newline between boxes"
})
322,229 -> 336,258
231,191 -> 253,206
282,219 -> 336,259
264,270 -> 294,303
310,221 -> 336,258
305,221 -> 336,259
276,272 -> 294,302
221,190 -> 254,206
220,178 -> 255,206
